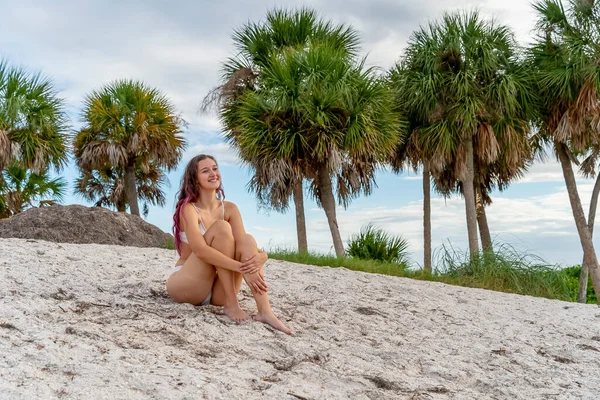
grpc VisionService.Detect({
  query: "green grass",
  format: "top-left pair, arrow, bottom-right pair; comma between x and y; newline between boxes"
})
269,243 -> 588,303
268,248 -> 409,277
431,243 -> 572,301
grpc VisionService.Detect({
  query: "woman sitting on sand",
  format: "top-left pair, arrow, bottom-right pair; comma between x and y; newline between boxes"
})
166,154 -> 291,334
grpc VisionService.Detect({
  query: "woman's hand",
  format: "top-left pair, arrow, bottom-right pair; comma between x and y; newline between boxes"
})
244,272 -> 268,294
239,251 -> 268,274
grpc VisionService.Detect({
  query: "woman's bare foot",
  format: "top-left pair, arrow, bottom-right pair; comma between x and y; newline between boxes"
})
223,304 -> 250,324
255,312 -> 292,335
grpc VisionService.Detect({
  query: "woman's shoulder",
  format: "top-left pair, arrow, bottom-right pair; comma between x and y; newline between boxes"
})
180,202 -> 199,215
223,200 -> 241,214
181,202 -> 196,211
223,200 -> 238,209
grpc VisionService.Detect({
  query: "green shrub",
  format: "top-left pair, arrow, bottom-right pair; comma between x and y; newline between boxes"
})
160,235 -> 175,250
346,224 -> 409,266
561,265 -> 597,304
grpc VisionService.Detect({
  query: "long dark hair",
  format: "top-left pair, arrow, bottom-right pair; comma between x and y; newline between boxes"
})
172,154 -> 225,254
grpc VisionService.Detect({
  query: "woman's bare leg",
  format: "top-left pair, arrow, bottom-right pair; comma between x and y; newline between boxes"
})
166,254 -> 215,305
205,221 -> 249,323
237,234 -> 292,335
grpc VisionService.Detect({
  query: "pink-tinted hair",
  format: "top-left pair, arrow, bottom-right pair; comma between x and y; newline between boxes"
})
172,154 -> 225,254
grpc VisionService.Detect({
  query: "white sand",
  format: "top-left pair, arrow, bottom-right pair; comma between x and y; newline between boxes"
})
1,238 -> 599,399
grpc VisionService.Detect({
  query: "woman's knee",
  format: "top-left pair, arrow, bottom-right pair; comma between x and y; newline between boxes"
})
236,234 -> 259,260
211,220 -> 234,239
240,233 -> 257,248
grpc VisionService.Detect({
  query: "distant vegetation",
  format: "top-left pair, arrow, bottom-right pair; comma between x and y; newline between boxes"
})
562,266 -> 597,304
271,226 -> 595,303
271,244 -> 594,303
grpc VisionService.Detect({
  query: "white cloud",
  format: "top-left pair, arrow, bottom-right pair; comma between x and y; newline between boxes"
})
185,142 -> 240,166
516,161 -> 564,183
401,174 -> 422,181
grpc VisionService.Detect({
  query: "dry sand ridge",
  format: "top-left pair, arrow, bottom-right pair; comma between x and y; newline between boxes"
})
1,238 -> 600,399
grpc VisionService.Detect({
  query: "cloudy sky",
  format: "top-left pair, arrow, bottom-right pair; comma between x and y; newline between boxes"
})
2,0 -> 596,266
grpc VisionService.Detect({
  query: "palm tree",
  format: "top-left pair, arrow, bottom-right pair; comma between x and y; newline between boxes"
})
75,80 -> 185,216
74,161 -> 168,217
211,8 -> 401,256
204,8 -> 364,254
391,11 -> 536,260
0,162 -> 66,218
0,60 -> 68,173
530,0 -> 600,302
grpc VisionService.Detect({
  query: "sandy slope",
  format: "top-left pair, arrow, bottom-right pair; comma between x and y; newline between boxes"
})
1,238 -> 599,400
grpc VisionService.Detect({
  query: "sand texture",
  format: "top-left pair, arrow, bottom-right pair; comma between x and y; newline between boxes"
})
1,238 -> 599,399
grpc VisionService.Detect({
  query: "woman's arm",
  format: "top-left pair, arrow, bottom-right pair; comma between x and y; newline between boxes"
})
226,201 -> 268,269
181,204 -> 242,272
226,201 -> 248,241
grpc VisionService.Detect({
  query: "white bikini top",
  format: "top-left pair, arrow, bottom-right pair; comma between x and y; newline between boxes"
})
179,201 -> 224,244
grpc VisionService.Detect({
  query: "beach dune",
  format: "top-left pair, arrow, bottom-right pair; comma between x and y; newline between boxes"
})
1,238 -> 599,399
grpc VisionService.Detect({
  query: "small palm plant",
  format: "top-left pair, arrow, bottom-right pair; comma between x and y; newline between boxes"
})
0,163 -> 66,218
347,224 -> 410,266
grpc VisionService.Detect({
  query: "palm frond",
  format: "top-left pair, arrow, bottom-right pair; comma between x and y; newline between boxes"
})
213,10 -> 404,209
389,10 -> 536,197
0,59 -> 69,172
1,162 -> 66,215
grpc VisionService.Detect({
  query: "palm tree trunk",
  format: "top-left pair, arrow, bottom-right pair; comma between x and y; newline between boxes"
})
477,206 -> 493,253
555,141 -> 600,304
462,134 -> 479,259
317,165 -> 345,257
423,164 -> 432,273
117,200 -> 127,213
476,188 -> 493,253
7,191 -> 22,215
577,171 -> 600,303
0,130 -> 12,169
124,162 -> 140,216
293,178 -> 308,253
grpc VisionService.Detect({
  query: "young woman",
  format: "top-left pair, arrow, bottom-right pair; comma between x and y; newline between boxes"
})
166,154 -> 291,335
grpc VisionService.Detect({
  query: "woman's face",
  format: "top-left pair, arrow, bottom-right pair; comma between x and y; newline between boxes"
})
196,158 -> 220,190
